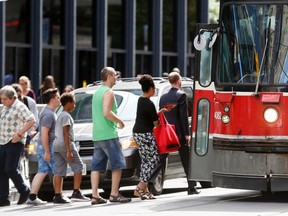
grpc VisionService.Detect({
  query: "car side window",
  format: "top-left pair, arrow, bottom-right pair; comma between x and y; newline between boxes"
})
115,94 -> 123,108
79,97 -> 92,120
182,87 -> 193,117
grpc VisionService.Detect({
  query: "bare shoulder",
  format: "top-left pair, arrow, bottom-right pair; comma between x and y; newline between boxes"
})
103,89 -> 114,97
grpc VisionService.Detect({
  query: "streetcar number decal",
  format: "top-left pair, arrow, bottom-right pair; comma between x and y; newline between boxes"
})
214,111 -> 221,120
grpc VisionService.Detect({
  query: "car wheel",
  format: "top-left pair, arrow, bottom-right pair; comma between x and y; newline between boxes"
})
148,166 -> 165,196
200,181 -> 212,188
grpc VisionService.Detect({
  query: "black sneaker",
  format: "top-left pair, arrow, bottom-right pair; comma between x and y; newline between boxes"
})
187,186 -> 200,195
71,191 -> 90,202
0,199 -> 10,207
53,195 -> 71,204
17,188 -> 30,205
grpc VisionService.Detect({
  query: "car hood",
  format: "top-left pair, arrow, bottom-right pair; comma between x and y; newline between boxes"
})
73,121 -> 134,141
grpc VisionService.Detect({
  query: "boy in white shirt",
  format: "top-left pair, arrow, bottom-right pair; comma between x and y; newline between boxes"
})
53,92 -> 89,203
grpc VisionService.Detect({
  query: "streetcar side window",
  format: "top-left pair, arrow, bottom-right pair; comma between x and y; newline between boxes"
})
195,99 -> 210,156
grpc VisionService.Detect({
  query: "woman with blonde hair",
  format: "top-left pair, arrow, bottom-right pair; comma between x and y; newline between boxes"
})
19,76 -> 36,101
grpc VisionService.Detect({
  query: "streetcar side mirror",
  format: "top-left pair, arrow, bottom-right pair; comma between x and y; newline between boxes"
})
193,28 -> 219,51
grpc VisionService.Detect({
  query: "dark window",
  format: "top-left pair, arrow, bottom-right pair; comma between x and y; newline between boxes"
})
187,0 -> 197,54
76,51 -> 97,87
136,0 -> 151,51
108,0 -> 124,49
6,0 -> 29,43
43,0 -> 63,45
5,47 -> 30,83
163,0 -> 176,52
77,0 -> 93,46
42,49 -> 63,88
136,54 -> 152,75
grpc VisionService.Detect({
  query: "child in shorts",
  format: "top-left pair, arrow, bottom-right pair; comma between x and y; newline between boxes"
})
53,92 -> 90,203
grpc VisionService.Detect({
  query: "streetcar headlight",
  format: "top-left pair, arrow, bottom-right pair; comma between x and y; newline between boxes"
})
263,107 -> 278,123
221,114 -> 230,124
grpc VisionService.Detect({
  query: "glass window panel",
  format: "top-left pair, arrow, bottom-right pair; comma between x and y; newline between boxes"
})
195,99 -> 210,156
182,87 -> 193,117
42,49 -> 62,89
136,0 -> 151,51
76,51 -> 97,87
162,55 -> 177,73
107,52 -> 125,74
6,0 -> 29,43
163,0 -> 176,52
136,54 -> 152,75
187,0 -> 197,54
199,32 -> 213,86
43,0 -> 63,45
5,47 -> 30,84
77,0 -> 93,46
108,0 -> 124,49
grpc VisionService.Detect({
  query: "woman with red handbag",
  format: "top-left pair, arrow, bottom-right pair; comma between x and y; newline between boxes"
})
132,75 -> 167,200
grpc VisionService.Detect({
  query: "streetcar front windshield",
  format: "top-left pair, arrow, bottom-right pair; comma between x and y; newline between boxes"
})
218,3 -> 288,87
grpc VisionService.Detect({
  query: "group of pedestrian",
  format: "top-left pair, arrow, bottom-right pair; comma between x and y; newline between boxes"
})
0,65 -> 198,207
26,89 -> 89,205
0,85 -> 87,207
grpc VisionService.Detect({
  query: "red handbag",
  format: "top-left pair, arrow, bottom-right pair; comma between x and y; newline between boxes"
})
153,113 -> 180,154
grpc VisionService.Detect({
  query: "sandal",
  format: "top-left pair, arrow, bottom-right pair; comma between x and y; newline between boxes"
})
109,193 -> 131,203
145,192 -> 156,199
91,196 -> 107,205
134,186 -> 148,200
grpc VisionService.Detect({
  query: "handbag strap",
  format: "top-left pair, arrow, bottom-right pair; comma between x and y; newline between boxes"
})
158,113 -> 164,125
159,113 -> 169,125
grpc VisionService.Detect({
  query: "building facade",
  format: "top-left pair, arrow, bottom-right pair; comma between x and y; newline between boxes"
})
0,0 -> 208,93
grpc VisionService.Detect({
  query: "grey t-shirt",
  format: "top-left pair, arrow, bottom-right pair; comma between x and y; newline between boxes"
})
53,111 -> 75,152
38,106 -> 57,146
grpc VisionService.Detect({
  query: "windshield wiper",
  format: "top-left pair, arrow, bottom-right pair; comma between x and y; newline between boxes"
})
254,17 -> 271,95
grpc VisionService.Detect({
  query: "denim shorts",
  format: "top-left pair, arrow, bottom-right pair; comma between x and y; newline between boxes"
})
36,144 -> 55,174
54,149 -> 83,176
91,138 -> 126,172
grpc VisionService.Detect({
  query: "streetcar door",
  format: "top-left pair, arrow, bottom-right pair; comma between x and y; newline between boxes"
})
189,24 -> 218,185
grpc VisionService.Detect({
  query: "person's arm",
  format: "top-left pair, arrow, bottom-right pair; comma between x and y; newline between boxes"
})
178,93 -> 190,143
102,89 -> 125,129
153,119 -> 160,127
63,125 -> 73,161
12,118 -> 35,142
41,126 -> 51,162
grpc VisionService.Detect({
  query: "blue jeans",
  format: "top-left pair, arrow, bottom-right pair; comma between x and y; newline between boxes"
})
0,141 -> 29,200
91,138 -> 126,172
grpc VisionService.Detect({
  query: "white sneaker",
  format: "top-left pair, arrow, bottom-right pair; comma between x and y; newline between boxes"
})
26,197 -> 47,205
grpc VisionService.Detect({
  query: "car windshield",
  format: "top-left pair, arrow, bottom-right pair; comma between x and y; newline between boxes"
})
70,92 -> 124,123
218,3 -> 288,87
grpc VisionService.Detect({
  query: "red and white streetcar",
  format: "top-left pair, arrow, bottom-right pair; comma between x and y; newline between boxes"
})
189,0 -> 288,192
